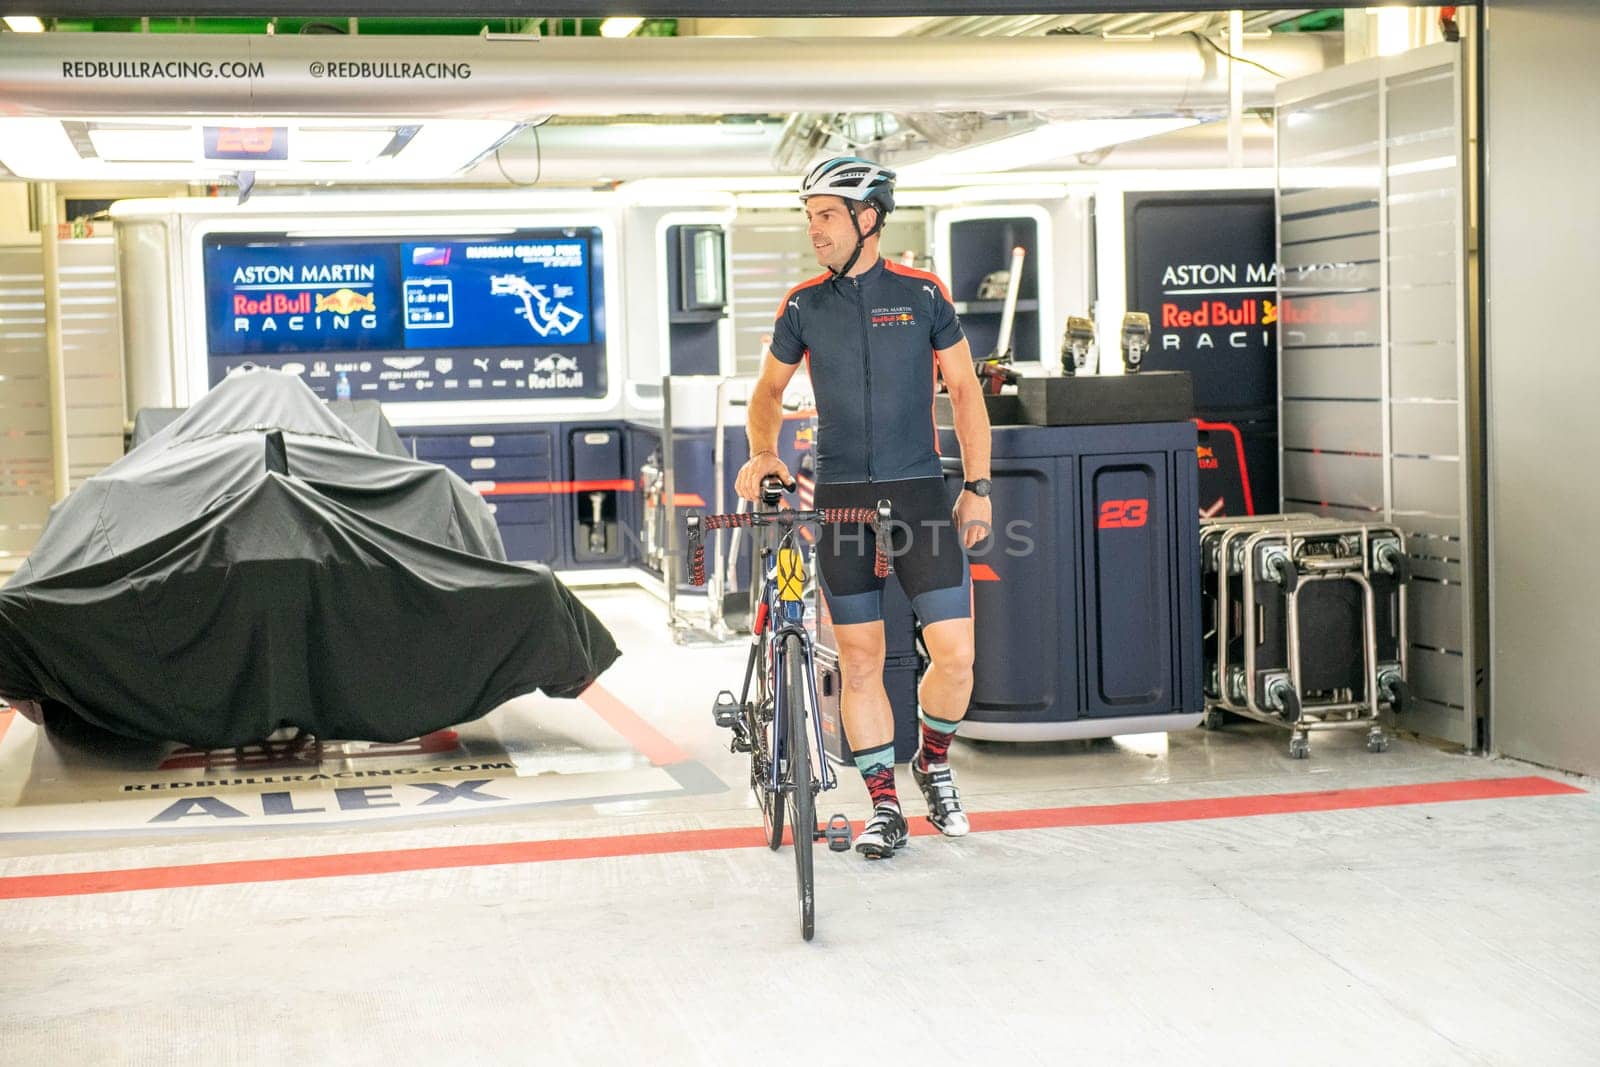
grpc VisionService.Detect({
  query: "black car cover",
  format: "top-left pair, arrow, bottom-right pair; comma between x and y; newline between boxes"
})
132,397 -> 411,459
0,369 -> 619,748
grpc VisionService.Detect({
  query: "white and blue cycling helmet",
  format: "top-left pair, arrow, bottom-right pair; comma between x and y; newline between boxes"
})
799,156 -> 897,275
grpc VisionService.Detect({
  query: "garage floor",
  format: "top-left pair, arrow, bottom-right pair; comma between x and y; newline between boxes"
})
1,587 -> 1596,1065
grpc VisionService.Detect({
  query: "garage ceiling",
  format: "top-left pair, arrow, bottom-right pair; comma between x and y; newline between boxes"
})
0,9 -> 1351,185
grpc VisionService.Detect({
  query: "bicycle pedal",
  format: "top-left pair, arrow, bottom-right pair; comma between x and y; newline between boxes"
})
822,814 -> 852,852
710,690 -> 742,729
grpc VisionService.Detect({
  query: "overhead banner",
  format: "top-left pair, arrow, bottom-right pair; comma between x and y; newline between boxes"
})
1,2 -> 1357,17
203,228 -> 607,402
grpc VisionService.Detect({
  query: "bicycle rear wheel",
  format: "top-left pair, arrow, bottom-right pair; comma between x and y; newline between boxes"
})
755,697 -> 784,851
782,632 -> 816,942
752,632 -> 784,851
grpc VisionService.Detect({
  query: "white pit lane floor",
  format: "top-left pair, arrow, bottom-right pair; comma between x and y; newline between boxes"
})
1,587 -> 1597,1065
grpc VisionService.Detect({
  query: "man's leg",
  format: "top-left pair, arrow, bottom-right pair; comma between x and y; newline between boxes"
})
815,514 -> 907,859
916,616 -> 975,767
834,620 -> 908,858
890,476 -> 977,838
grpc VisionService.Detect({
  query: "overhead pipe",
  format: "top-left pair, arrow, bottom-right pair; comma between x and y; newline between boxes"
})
0,32 -> 1338,119
464,113 -> 1278,184
467,121 -> 787,182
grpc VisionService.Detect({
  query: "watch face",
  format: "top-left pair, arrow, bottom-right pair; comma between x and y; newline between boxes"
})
968,478 -> 992,497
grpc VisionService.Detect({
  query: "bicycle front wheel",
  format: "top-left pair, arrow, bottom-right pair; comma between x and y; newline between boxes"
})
782,632 -> 816,942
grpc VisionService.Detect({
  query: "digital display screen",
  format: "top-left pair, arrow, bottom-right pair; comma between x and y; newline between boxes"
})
202,228 -> 606,402
400,237 -> 593,348
203,126 -> 289,161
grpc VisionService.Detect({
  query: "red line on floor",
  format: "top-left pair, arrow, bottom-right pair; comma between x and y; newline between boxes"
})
959,775 -> 1583,834
0,776 -> 1579,903
579,682 -> 692,767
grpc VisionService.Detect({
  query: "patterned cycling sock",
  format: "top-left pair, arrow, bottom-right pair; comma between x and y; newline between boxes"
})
916,710 -> 962,769
853,744 -> 898,809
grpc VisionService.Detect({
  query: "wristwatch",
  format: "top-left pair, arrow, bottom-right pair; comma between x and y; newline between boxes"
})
962,478 -> 992,498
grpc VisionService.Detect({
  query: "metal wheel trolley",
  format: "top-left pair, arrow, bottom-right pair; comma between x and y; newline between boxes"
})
1202,515 -> 1412,759
684,477 -> 892,941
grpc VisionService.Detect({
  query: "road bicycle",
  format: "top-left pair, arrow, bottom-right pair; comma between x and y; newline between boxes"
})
685,476 -> 891,941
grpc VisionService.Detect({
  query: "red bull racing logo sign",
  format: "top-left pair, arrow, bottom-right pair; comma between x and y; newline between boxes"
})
229,262 -> 381,335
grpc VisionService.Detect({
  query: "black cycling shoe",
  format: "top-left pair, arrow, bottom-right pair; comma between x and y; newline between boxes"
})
854,803 -> 909,860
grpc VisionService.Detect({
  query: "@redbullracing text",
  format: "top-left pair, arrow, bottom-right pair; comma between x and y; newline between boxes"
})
308,61 -> 472,80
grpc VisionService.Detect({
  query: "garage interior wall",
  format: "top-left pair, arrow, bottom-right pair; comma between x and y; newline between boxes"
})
0,239 -> 52,571
0,183 -> 125,572
1484,0 -> 1600,776
1276,42 -> 1480,749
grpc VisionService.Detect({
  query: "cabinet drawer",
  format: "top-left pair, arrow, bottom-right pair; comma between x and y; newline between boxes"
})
499,523 -> 557,564
482,497 -> 553,526
411,431 -> 553,461
439,452 -> 554,482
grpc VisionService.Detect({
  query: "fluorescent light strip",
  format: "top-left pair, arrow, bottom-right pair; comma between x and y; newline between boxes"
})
599,17 -> 644,38
87,127 -> 194,163
3,16 -> 45,33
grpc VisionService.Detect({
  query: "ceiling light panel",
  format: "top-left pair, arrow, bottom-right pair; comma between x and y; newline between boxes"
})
87,127 -> 195,163
0,117 -> 518,181
293,128 -> 398,163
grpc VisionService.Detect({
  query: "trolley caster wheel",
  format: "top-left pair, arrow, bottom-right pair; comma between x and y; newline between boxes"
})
1202,708 -> 1226,730
1288,735 -> 1310,760
1367,731 -> 1390,754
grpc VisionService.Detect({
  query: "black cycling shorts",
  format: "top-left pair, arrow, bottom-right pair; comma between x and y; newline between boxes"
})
813,476 -> 971,628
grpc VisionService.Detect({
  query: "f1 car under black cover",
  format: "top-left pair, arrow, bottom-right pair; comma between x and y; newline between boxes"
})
0,369 -> 619,748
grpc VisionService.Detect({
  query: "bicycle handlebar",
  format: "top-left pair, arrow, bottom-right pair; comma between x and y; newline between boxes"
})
685,487 -> 892,587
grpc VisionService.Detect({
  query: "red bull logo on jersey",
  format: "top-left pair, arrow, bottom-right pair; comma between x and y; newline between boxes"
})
871,305 -> 917,327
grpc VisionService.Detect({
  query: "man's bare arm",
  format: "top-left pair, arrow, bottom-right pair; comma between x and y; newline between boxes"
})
736,352 -> 802,501
934,338 -> 991,483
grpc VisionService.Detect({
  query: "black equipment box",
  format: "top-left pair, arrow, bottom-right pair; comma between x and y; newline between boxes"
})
933,393 -> 1025,427
1017,372 -> 1193,427
815,646 -> 923,766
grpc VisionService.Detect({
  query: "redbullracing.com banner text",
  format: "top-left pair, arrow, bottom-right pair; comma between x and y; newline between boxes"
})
62,60 -> 264,79
308,60 -> 471,80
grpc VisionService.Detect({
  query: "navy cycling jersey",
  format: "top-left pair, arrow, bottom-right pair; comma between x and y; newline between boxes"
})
769,257 -> 964,484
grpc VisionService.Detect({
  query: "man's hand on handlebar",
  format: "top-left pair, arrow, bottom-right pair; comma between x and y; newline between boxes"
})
736,451 -> 795,503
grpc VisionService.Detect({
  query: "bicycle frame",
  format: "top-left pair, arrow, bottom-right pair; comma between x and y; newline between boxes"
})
690,483 -> 889,938
743,530 -> 838,803
689,488 -> 888,809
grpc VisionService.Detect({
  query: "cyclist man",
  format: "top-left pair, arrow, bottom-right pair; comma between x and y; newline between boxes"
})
736,156 -> 993,860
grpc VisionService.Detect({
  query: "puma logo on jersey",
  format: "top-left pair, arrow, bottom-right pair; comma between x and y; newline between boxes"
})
922,284 -> 938,300
788,299 -> 801,312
